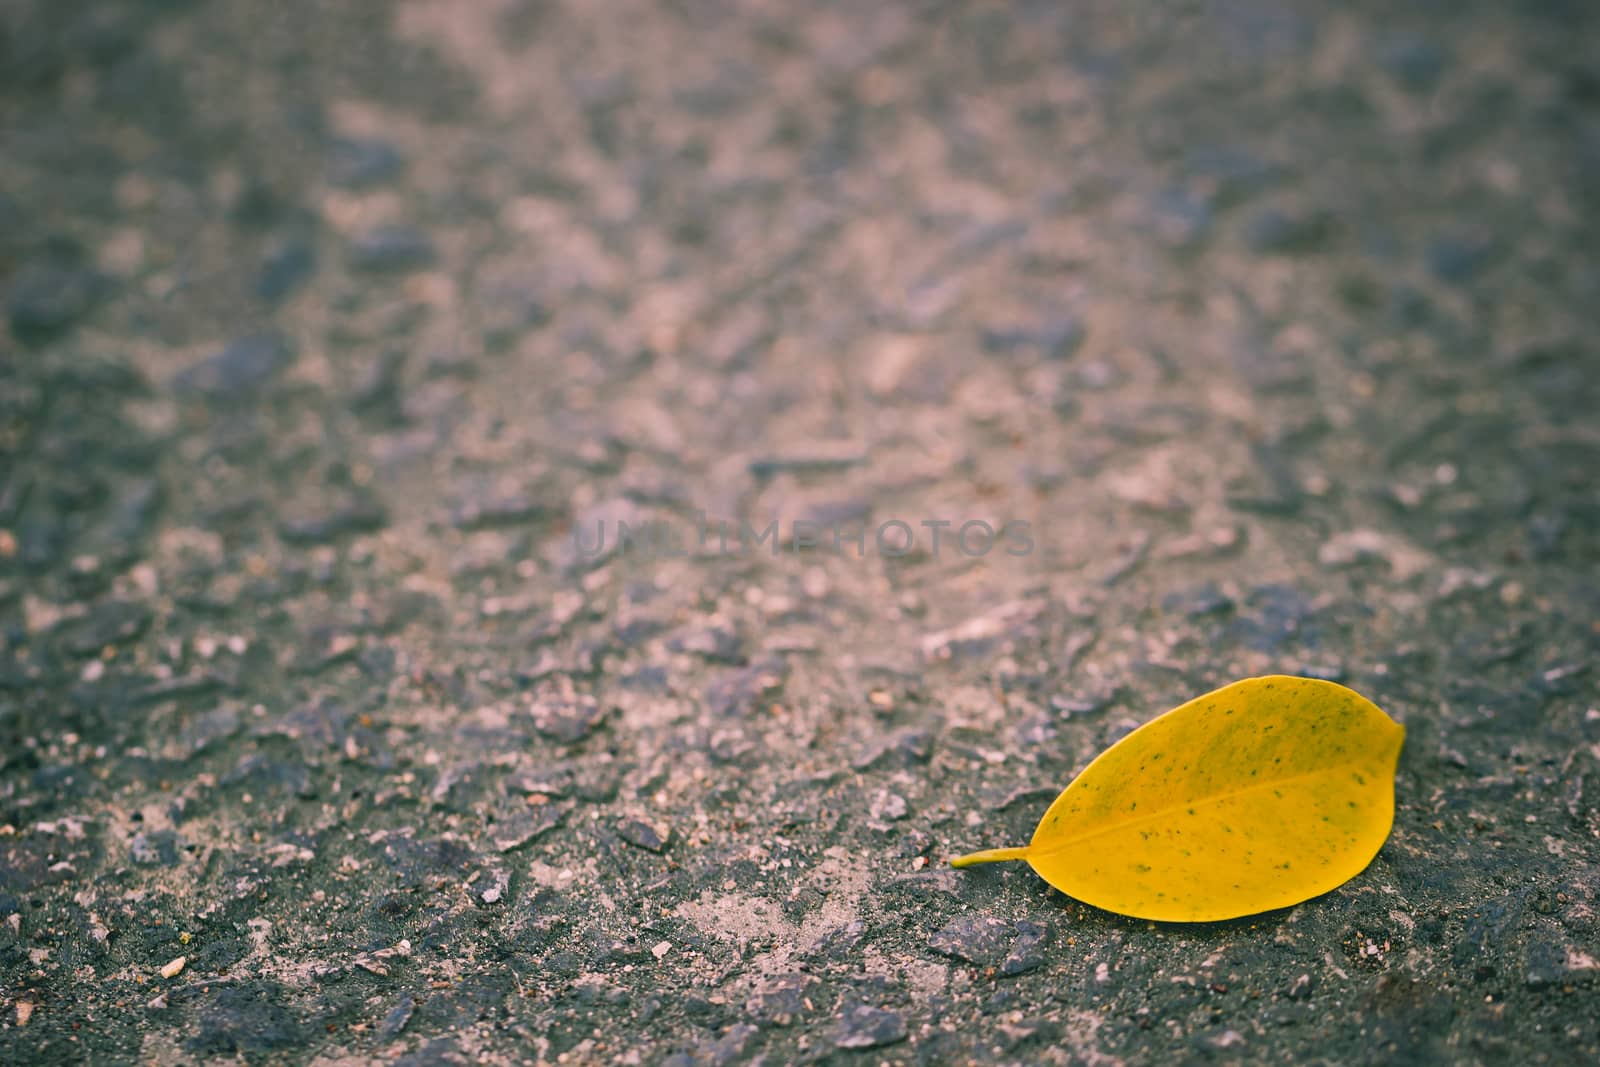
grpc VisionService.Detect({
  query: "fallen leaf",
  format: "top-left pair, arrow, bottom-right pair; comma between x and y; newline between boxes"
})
952,675 -> 1404,921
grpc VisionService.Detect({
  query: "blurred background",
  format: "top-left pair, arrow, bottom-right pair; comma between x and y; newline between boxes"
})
2,1 -> 1597,1062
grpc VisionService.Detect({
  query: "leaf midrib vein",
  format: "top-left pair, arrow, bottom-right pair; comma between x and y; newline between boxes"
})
1028,759 -> 1378,860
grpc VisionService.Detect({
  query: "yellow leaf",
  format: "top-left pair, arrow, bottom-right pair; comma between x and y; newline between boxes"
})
952,675 -> 1404,921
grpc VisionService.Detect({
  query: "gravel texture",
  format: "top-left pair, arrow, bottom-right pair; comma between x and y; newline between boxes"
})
2,0 -> 1598,1063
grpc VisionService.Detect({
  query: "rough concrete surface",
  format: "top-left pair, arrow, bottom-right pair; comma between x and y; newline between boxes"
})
2,0 -> 1598,1063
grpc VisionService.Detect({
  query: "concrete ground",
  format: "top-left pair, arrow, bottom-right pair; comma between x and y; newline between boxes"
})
2,0 -> 1598,1062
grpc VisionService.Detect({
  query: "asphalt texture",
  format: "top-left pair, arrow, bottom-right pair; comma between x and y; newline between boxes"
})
3,1 -> 1599,1063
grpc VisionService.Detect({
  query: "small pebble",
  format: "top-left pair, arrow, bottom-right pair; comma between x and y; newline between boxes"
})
160,956 -> 186,979
830,1004 -> 908,1050
617,817 -> 671,853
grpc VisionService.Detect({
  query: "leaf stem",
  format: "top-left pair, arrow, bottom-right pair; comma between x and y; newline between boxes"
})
950,846 -> 1031,868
